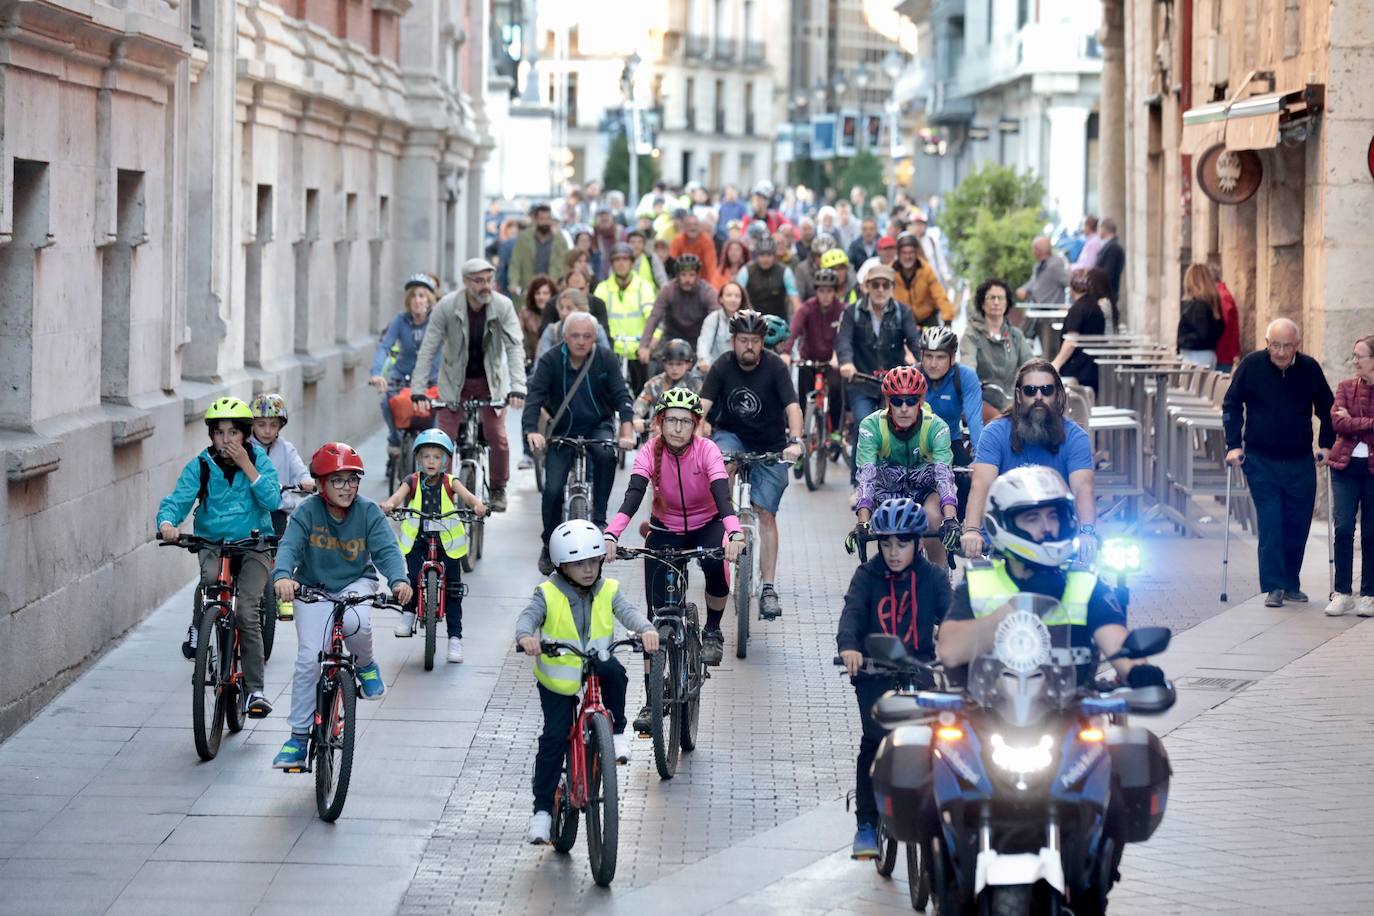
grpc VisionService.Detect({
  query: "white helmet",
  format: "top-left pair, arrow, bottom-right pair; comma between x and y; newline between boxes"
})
549,520 -> 607,565
984,467 -> 1078,569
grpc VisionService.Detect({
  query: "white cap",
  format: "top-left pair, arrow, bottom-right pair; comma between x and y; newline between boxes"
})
461,258 -> 495,277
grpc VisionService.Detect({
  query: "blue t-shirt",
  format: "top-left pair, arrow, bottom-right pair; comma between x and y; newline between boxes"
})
974,417 -> 1093,482
925,364 -> 985,454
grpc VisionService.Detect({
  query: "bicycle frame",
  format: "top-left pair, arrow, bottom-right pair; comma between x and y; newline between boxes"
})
565,666 -> 609,809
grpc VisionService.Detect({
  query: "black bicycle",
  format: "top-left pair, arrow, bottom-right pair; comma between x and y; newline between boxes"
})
616,545 -> 722,779
720,451 -> 788,659
450,397 -> 505,572
284,587 -> 400,821
547,436 -> 613,522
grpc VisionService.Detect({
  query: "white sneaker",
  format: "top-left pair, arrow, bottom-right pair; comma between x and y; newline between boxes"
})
526,811 -> 552,845
1358,596 -> 1374,618
394,611 -> 416,637
447,638 -> 463,663
1325,594 -> 1355,617
613,732 -> 632,764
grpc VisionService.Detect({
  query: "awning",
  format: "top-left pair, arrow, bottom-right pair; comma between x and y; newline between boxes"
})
1181,85 -> 1324,154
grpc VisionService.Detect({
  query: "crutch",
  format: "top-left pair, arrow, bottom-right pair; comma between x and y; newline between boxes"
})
1220,462 -> 1233,602
1326,462 -> 1336,600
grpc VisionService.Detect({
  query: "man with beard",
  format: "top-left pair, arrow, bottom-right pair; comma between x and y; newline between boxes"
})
638,253 -> 719,363
959,360 -> 1097,562
508,203 -> 569,297
411,259 -> 528,513
736,237 -> 800,320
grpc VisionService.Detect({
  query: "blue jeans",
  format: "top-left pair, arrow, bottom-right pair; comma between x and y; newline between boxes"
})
711,430 -> 789,514
848,387 -> 882,485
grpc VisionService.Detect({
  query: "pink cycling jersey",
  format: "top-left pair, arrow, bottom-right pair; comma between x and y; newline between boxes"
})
606,436 -> 742,539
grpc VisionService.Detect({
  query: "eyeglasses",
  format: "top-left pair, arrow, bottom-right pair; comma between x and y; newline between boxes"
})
327,474 -> 363,489
1020,384 -> 1057,398
867,280 -> 892,290
887,395 -> 922,408
661,416 -> 696,428
1266,341 -> 1297,351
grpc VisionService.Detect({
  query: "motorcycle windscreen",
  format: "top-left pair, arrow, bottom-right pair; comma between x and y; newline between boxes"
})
965,593 -> 1077,729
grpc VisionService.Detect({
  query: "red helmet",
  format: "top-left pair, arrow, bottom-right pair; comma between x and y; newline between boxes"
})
310,442 -> 365,478
882,366 -> 928,399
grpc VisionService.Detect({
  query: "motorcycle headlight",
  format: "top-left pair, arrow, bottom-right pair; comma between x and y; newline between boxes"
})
1100,537 -> 1141,574
989,733 -> 1055,789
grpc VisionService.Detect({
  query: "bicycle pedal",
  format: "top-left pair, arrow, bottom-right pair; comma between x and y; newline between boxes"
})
281,765 -> 310,774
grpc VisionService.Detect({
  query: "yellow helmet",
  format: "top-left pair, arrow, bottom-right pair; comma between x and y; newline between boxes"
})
819,248 -> 850,270
205,397 -> 253,422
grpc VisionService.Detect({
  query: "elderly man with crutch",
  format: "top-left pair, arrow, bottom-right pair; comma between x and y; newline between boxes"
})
1221,318 -> 1335,607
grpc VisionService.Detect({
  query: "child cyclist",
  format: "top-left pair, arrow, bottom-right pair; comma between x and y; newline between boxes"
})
249,393 -> 315,620
270,443 -> 413,770
835,497 -> 951,860
157,397 -> 280,718
378,429 -> 488,664
515,520 -> 660,845
631,338 -> 703,435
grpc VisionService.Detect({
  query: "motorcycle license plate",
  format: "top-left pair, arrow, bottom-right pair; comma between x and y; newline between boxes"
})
424,519 -> 444,532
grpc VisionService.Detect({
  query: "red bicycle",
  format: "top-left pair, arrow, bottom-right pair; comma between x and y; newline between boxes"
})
529,635 -> 642,887
795,362 -> 883,491
388,506 -> 479,670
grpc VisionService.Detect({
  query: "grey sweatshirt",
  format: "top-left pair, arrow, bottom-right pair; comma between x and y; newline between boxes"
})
515,573 -> 652,642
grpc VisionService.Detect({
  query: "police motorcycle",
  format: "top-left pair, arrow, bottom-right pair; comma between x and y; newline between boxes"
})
864,599 -> 1174,915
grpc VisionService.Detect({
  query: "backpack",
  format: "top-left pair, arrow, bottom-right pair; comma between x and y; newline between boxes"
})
408,472 -> 457,503
193,443 -> 262,510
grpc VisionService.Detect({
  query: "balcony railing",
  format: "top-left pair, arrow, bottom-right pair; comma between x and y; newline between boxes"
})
743,40 -> 766,65
713,37 -> 737,62
686,34 -> 709,59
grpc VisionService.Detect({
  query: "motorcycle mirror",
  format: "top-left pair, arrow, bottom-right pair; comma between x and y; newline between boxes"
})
871,692 -> 925,728
865,633 -> 909,663
1122,683 -> 1176,715
1109,626 -> 1171,661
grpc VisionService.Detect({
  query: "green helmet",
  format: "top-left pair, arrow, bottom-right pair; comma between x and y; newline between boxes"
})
656,387 -> 703,416
763,313 -> 790,348
205,397 -> 254,422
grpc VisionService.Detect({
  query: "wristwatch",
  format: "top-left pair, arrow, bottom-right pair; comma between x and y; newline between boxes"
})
1079,524 -> 1099,540
787,436 -> 802,445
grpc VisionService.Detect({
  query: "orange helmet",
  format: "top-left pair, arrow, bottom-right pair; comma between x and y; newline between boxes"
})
881,366 -> 927,399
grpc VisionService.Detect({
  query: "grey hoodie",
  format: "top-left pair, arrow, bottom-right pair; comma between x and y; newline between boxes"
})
515,572 -> 652,643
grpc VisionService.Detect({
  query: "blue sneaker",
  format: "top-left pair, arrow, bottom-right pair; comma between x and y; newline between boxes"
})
851,823 -> 880,860
272,736 -> 308,770
356,661 -> 386,700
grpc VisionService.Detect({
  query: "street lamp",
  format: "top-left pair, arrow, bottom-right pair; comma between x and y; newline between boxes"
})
621,52 -> 641,209
833,71 -> 849,98
881,50 -> 903,82
812,78 -> 828,109
854,64 -> 871,91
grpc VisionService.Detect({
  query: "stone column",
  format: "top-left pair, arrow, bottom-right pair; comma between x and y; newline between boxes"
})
1098,0 -> 1126,231
1045,104 -> 1089,232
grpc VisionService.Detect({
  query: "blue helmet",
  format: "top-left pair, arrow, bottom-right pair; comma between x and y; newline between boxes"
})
412,428 -> 455,457
870,497 -> 928,538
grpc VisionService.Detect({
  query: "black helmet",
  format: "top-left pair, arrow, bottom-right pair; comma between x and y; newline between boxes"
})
675,253 -> 702,273
729,309 -> 769,336
609,242 -> 634,260
753,236 -> 777,256
814,268 -> 839,288
895,231 -> 920,250
662,338 -> 694,363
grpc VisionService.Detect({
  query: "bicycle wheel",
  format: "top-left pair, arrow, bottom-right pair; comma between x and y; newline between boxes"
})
567,490 -> 590,521
875,822 -> 899,877
423,569 -> 439,672
584,712 -> 619,887
679,616 -> 702,753
802,400 -> 827,491
907,840 -> 930,910
191,611 -> 226,761
315,668 -> 357,822
534,449 -> 546,492
648,637 -> 681,779
459,462 -> 481,573
260,579 -> 277,662
551,777 -> 579,853
733,526 -> 753,660
225,624 -> 245,735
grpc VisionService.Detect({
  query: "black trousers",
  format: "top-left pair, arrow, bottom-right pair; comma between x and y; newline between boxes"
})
1243,451 -> 1317,593
402,544 -> 464,638
1332,459 -> 1374,596
644,518 -> 731,612
540,428 -> 617,545
853,675 -> 896,829
532,657 -> 628,813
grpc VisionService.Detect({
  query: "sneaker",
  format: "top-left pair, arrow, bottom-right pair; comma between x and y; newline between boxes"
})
447,637 -> 464,664
518,455 -> 534,470
1358,596 -> 1374,617
701,628 -> 725,666
246,692 -> 273,718
272,736 -> 308,770
394,610 -> 417,637
356,661 -> 386,700
851,823 -> 880,860
613,732 -> 632,764
1325,593 -> 1354,617
276,599 -> 294,621
526,811 -> 552,845
538,547 -> 554,576
1284,589 -> 1309,603
1264,589 -> 1285,608
489,487 -> 508,512
760,586 -> 783,620
181,623 -> 198,660
632,704 -> 652,735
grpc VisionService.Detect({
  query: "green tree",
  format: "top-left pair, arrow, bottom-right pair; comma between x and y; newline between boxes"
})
938,163 -> 1046,282
958,207 -> 1043,298
602,130 -> 660,200
833,150 -> 885,202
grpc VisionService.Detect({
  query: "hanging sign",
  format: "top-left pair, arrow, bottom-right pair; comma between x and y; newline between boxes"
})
1196,143 -> 1263,205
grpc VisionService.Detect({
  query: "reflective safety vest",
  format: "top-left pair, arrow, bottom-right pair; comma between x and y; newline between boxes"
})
533,579 -> 618,695
633,254 -> 658,296
594,275 -> 655,357
964,559 -> 1093,626
396,474 -> 467,559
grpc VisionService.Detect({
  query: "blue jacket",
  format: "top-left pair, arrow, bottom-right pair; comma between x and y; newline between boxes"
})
157,447 -> 280,541
370,313 -> 438,384
925,364 -> 984,453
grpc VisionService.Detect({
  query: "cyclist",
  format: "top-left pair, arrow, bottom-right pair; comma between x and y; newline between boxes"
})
836,497 -> 950,860
157,397 -> 280,718
271,443 -> 412,770
919,326 -> 984,515
523,312 -> 636,574
853,367 -> 961,569
638,253 -> 719,363
378,429 -> 489,664
410,259 -> 527,514
735,237 -> 800,321
819,247 -> 860,306
632,338 -> 703,435
793,232 -> 835,303
782,268 -> 846,447
627,229 -> 668,293
249,393 -> 315,620
892,231 -> 954,328
593,242 -> 656,393
517,520 -> 661,844
370,274 -> 440,463
699,309 -> 804,618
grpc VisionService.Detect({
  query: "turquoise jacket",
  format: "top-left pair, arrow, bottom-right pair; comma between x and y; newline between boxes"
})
156,447 -> 280,541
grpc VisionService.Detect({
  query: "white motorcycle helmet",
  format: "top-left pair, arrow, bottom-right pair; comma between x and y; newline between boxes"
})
984,467 -> 1079,569
549,519 -> 607,565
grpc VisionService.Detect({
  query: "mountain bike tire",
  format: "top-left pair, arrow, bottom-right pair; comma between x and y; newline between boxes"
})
875,822 -> 899,877
551,778 -> 579,853
315,669 -> 356,822
225,624 -> 245,735
567,491 -> 590,522
584,712 -> 619,887
679,617 -> 702,752
423,569 -> 439,672
803,401 -> 827,490
734,527 -> 753,660
191,612 -> 227,761
648,637 -> 681,779
907,841 -> 930,910
460,462 -> 481,573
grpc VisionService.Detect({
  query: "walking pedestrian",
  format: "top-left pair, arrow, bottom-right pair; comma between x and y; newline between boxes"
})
1222,318 -> 1335,607
1325,334 -> 1374,616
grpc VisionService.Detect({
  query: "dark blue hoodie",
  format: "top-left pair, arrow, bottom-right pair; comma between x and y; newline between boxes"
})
836,552 -> 951,662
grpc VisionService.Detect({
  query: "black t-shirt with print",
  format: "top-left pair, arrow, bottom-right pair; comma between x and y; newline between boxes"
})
700,349 -> 798,452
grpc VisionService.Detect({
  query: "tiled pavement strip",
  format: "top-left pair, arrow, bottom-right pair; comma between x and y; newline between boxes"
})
0,417 -> 1366,915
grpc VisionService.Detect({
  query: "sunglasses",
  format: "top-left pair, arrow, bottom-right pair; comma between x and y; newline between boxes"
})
887,396 -> 922,408
868,280 -> 893,290
1019,384 -> 1057,398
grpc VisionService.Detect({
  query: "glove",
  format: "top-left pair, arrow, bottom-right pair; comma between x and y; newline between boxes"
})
939,518 -> 962,553
845,523 -> 869,557
1126,664 -> 1166,689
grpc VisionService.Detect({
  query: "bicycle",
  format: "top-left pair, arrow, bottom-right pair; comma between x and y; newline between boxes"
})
524,635 -> 644,887
616,545 -> 723,779
386,377 -> 439,493
720,451 -> 788,659
547,436 -> 612,523
451,397 -> 505,572
387,506 -> 478,671
284,587 -> 400,822
793,360 -> 848,490
159,532 -> 278,761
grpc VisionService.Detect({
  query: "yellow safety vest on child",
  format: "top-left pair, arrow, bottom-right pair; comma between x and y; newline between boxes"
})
533,579 -> 618,695
396,474 -> 467,559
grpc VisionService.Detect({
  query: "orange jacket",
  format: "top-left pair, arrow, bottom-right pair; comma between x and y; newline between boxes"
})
893,260 -> 953,324
670,232 -> 718,282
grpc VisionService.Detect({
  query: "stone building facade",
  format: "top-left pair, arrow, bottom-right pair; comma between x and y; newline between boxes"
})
1120,0 -> 1374,368
0,0 -> 492,738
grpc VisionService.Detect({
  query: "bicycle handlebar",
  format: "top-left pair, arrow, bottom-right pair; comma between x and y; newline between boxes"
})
514,635 -> 644,659
458,398 -> 508,410
548,436 -> 615,449
293,587 -> 402,611
616,545 -> 727,563
158,533 -> 278,553
388,506 -> 486,522
721,450 -> 790,465
792,359 -> 834,370
832,654 -> 945,682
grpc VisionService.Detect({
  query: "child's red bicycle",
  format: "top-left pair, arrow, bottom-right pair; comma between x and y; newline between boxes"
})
530,635 -> 642,887
388,506 -> 478,671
